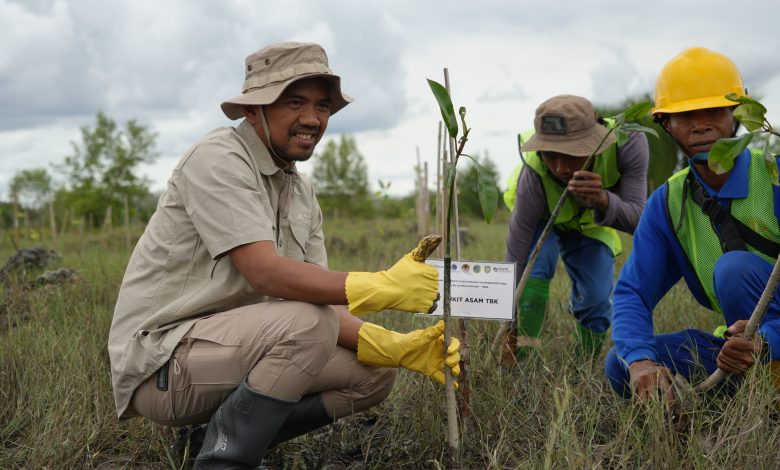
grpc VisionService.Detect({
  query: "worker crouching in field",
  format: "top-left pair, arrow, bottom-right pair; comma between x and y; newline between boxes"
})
605,47 -> 780,402
504,95 -> 649,360
107,42 -> 460,468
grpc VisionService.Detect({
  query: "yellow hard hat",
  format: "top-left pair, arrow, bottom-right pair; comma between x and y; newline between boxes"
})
652,47 -> 747,115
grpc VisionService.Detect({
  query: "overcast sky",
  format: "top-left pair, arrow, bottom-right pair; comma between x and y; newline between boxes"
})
2,0 -> 780,200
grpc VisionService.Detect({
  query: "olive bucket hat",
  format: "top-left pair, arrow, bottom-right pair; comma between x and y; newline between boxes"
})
220,41 -> 353,120
523,95 -> 615,157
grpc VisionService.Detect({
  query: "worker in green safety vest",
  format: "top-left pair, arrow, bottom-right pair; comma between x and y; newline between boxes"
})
504,95 -> 649,360
606,47 -> 780,403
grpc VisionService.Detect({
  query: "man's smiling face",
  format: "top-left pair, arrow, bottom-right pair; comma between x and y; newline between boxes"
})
248,77 -> 332,163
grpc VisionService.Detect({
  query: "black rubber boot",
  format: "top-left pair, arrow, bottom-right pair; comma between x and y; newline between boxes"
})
269,393 -> 334,447
193,381 -> 296,469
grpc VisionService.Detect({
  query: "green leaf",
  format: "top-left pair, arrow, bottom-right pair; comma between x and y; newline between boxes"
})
620,122 -> 659,139
477,168 -> 499,224
708,134 -> 754,174
461,155 -> 498,223
622,101 -> 652,122
733,103 -> 766,132
725,93 -> 768,113
762,143 -> 780,186
610,112 -> 626,126
614,128 -> 628,147
461,154 -> 478,165
427,79 -> 458,139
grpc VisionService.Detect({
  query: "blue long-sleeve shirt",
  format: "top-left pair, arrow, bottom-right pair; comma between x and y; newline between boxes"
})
612,149 -> 780,364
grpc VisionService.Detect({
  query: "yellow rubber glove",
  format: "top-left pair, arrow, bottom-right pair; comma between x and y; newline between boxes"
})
356,321 -> 461,387
345,252 -> 439,315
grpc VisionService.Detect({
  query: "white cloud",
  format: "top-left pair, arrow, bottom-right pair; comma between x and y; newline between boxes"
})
2,0 -> 780,198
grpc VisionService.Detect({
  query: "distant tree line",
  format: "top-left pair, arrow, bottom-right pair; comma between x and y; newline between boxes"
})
311,134 -> 504,221
0,112 -> 505,245
1,112 -> 159,243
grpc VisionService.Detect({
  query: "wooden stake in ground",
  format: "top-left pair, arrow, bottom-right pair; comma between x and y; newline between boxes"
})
441,67 -> 461,462
436,121 -> 445,258
124,193 -> 131,248
48,199 -> 57,242
428,71 -> 501,466
415,147 -> 430,238
443,69 -> 472,428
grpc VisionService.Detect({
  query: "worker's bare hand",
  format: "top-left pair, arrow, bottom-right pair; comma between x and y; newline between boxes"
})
726,319 -> 748,336
568,170 -> 608,210
629,359 -> 675,403
717,320 -> 762,376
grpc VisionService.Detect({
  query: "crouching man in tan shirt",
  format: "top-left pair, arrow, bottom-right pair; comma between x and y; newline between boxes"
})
108,41 -> 459,469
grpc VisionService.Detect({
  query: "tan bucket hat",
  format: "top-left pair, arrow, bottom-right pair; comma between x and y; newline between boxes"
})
221,42 -> 353,120
523,95 -> 615,157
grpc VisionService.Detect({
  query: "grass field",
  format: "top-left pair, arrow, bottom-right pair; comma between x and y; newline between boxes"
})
2,214 -> 780,469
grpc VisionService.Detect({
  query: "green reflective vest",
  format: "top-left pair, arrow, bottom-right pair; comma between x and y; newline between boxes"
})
504,123 -> 623,256
665,150 -> 780,313
503,159 -> 524,210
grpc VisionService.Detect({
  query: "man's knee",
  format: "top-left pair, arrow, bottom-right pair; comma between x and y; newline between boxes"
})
714,252 -> 772,324
369,367 -> 397,403
354,365 -> 397,409
326,366 -> 397,418
714,251 -> 767,288
283,302 -> 340,372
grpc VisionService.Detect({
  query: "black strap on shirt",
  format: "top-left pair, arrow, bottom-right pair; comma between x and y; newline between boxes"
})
686,171 -> 780,258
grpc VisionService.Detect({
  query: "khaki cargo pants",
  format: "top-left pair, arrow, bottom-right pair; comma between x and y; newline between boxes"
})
130,300 -> 396,426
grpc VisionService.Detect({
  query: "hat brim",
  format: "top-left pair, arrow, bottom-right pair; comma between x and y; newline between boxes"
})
651,95 -> 740,115
522,124 -> 616,157
220,73 -> 353,120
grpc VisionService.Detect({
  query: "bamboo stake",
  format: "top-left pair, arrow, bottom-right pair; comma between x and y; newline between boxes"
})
59,207 -> 70,238
12,198 -> 19,243
443,71 -> 472,427
442,67 -> 461,463
445,139 -> 470,434
444,69 -> 461,258
48,199 -> 57,242
124,193 -> 131,248
415,147 -> 431,237
423,161 -> 430,235
437,122 -> 445,258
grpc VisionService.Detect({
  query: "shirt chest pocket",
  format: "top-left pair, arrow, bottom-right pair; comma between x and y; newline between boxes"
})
286,201 -> 312,261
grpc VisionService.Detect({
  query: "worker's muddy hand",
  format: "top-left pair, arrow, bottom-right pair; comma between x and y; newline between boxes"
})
629,359 -> 676,404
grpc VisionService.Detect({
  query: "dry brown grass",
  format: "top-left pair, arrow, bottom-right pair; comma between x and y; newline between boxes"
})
2,216 -> 780,469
